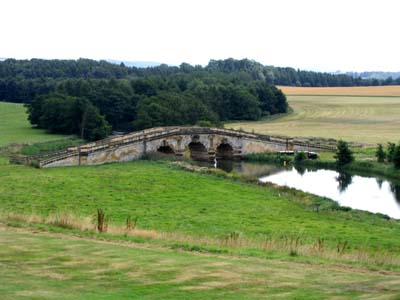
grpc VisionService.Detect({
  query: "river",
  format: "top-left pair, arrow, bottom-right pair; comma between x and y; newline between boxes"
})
200,160 -> 400,219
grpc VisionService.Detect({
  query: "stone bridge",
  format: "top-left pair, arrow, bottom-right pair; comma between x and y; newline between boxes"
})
18,126 -> 336,168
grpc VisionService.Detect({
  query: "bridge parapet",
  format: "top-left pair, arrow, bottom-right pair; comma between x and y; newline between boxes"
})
12,126 -> 336,168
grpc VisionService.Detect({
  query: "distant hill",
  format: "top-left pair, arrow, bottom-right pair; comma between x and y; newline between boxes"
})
106,59 -> 162,68
346,71 -> 400,80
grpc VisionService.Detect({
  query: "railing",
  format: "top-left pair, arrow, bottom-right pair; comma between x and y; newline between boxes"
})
15,126 -> 337,167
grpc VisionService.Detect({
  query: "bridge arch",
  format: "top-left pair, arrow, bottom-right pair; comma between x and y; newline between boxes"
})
157,145 -> 175,154
216,142 -> 234,159
188,141 -> 209,161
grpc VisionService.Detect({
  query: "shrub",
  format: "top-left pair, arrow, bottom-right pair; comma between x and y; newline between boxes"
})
294,151 -> 307,163
196,120 -> 213,127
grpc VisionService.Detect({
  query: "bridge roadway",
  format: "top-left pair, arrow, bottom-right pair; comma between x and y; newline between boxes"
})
15,126 -> 336,168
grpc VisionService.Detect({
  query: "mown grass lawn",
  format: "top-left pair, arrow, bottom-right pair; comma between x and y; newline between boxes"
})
1,226 -> 399,300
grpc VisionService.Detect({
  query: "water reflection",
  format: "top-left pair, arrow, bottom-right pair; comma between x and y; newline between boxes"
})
376,178 -> 383,189
295,164 -> 306,176
204,160 -> 400,219
336,171 -> 353,193
390,183 -> 400,204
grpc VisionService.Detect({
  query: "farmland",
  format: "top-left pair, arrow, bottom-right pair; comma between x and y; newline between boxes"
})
226,86 -> 400,144
277,85 -> 400,97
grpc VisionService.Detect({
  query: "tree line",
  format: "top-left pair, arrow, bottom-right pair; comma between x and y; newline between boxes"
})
26,74 -> 287,140
1,58 -> 400,104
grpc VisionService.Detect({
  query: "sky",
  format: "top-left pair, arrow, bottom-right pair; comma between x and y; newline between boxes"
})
1,0 -> 400,72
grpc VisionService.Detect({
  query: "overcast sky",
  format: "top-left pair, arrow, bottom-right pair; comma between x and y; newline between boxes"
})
1,0 -> 400,72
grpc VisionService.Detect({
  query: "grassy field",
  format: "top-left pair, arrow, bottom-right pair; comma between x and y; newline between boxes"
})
226,87 -> 400,144
1,160 -> 400,268
0,102 -> 67,147
2,98 -> 400,298
1,226 -> 400,300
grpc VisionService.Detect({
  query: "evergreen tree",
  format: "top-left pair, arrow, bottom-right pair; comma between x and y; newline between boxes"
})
387,142 -> 396,163
334,140 -> 354,167
392,144 -> 400,169
375,144 -> 386,163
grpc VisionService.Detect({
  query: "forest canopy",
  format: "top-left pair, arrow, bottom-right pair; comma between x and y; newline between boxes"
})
13,59 -> 289,140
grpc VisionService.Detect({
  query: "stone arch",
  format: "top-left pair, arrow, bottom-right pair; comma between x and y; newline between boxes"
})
156,140 -> 175,155
188,141 -> 209,161
157,145 -> 175,154
216,143 -> 234,159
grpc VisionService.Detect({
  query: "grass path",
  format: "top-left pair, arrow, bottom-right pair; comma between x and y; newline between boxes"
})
1,226 -> 400,300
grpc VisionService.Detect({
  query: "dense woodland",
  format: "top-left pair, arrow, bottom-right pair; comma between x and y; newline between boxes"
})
1,58 -> 399,140
1,58 -> 399,104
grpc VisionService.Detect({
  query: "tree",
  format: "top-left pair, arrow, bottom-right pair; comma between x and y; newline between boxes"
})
387,142 -> 396,163
334,140 -> 354,167
76,97 -> 111,140
392,144 -> 400,169
375,144 -> 386,163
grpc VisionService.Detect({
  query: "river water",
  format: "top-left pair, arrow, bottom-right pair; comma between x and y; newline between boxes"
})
208,160 -> 400,219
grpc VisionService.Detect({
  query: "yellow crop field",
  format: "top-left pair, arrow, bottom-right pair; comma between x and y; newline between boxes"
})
278,85 -> 400,96
226,90 -> 400,144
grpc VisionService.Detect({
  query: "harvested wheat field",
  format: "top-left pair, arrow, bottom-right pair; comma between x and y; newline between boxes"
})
226,87 -> 400,144
278,85 -> 400,96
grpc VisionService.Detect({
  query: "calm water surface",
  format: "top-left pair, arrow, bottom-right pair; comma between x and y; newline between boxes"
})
210,160 -> 400,219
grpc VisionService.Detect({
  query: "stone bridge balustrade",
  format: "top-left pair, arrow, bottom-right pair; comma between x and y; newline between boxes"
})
21,126 -> 336,168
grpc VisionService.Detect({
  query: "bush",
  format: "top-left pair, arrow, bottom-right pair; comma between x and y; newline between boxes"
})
196,120 -> 213,127
294,151 -> 307,163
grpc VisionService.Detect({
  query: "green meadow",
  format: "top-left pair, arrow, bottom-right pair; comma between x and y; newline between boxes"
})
0,102 -> 67,147
1,102 -> 400,299
1,160 -> 400,260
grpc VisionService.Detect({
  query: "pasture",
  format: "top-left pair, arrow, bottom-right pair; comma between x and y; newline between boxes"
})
1,160 -> 400,269
226,86 -> 400,144
0,102 -> 67,147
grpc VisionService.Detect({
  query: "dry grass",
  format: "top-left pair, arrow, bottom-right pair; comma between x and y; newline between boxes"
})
3,226 -> 400,299
2,211 -> 400,269
278,85 -> 400,96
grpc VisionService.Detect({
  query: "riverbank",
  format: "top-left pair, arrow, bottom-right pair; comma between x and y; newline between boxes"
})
244,148 -> 400,182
